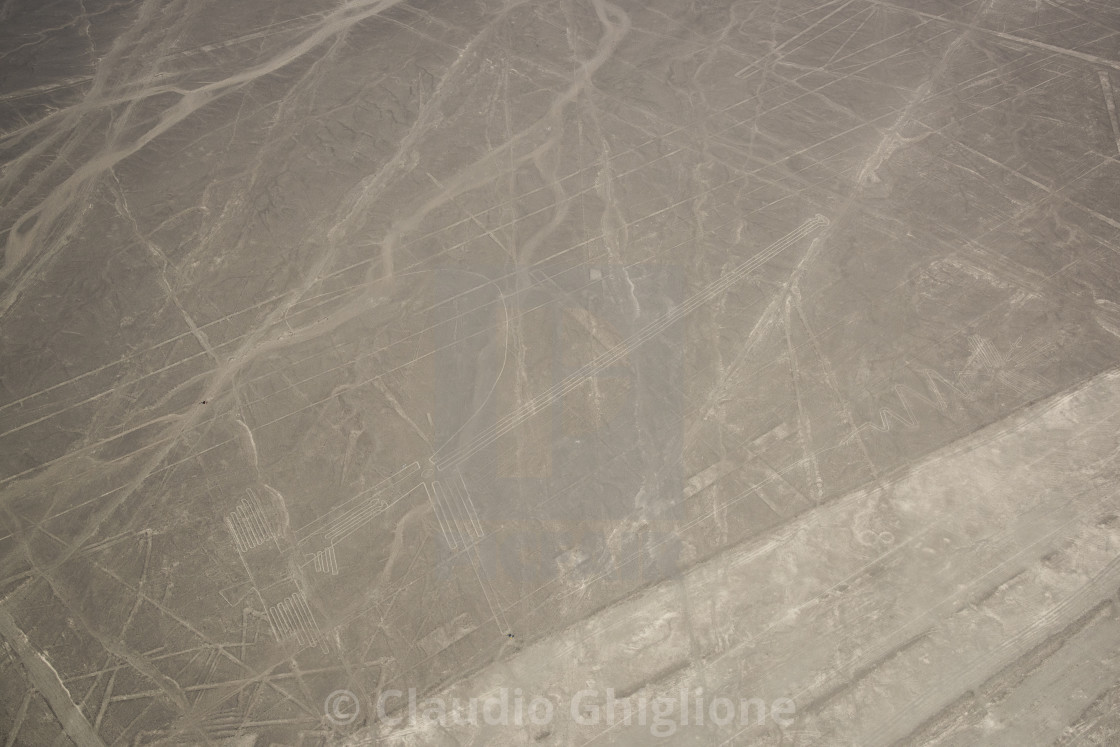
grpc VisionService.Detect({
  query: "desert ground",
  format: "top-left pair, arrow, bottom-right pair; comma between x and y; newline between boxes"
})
1,0 -> 1120,744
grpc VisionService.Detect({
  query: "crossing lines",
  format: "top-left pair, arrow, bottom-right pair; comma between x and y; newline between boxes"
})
430,214 -> 830,472
295,462 -> 421,547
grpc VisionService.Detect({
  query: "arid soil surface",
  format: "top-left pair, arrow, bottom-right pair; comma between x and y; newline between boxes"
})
2,0 -> 1120,744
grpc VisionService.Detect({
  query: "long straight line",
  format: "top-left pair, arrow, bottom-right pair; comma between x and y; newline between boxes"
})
431,214 -> 829,471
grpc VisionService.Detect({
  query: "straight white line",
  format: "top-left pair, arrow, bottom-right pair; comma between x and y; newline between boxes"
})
1099,70 -> 1120,155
